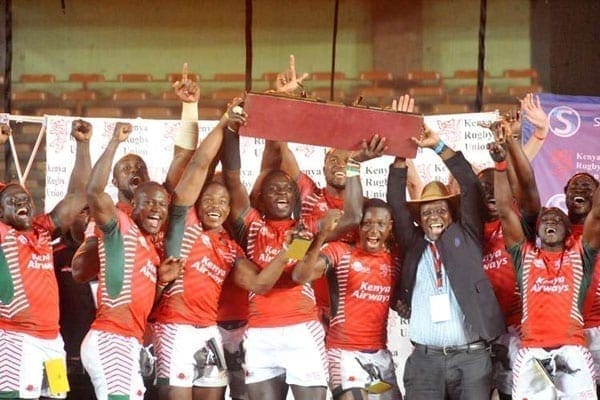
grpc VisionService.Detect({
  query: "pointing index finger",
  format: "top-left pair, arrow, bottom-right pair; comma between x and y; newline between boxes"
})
182,63 -> 188,82
289,54 -> 297,81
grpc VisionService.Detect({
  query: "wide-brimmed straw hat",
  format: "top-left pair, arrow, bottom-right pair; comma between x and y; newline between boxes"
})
406,181 -> 459,221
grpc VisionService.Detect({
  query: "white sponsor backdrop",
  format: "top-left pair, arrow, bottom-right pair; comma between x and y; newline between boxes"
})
42,111 -> 498,396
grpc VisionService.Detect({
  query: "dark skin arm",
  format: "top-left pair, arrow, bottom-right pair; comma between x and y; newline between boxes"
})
489,141 -> 525,247
73,123 -> 132,282
171,102 -> 235,206
49,120 -> 92,236
66,119 -> 92,195
583,185 -> 600,250
154,256 -> 185,304
502,112 -> 542,217
292,209 -> 341,284
221,100 -> 250,222
233,230 -> 301,295
71,234 -> 100,283
86,123 -> 132,227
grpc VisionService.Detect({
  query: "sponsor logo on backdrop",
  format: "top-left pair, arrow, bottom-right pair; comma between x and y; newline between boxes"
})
546,193 -> 566,211
548,106 -> 581,138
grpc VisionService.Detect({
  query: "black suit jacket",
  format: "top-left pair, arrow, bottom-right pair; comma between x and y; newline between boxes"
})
387,152 -> 505,341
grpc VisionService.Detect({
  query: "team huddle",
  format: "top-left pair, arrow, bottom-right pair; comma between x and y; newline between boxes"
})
0,58 -> 599,400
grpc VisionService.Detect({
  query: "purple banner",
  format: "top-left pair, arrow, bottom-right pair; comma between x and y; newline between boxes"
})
522,93 -> 600,211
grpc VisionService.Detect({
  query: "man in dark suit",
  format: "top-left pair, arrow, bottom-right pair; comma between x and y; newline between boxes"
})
387,125 -> 505,399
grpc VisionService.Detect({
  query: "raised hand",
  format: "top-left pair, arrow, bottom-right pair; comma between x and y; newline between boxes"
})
0,123 -> 11,145
320,209 -> 343,236
502,107 -> 522,140
392,94 -> 415,113
157,256 -> 185,286
172,63 -> 200,103
410,125 -> 440,149
353,134 -> 387,162
223,97 -> 247,133
487,140 -> 507,163
521,93 -> 549,137
489,119 -> 511,144
112,122 -> 133,142
70,119 -> 92,142
275,54 -> 309,95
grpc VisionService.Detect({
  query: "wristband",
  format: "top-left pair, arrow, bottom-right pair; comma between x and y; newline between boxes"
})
494,160 -> 507,171
533,132 -> 546,140
346,165 -> 360,178
433,140 -> 446,155
175,102 -> 199,150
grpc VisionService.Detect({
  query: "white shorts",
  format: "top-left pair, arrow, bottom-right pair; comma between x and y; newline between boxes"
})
219,324 -> 248,400
492,325 -> 520,394
512,344 -> 596,400
584,325 -> 600,382
243,320 -> 328,386
80,329 -> 146,400
154,323 -> 228,388
328,347 -> 400,400
0,329 -> 66,399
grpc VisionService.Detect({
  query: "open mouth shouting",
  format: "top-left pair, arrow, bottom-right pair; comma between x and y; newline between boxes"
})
129,175 -> 142,190
16,206 -> 29,217
573,195 -> 586,205
276,198 -> 289,211
429,222 -> 445,234
145,214 -> 163,230
365,235 -> 382,250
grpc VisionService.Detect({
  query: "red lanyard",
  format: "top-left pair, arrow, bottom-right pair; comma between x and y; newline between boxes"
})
429,242 -> 443,288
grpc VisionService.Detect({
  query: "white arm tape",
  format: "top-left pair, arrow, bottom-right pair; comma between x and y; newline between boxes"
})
175,102 -> 199,150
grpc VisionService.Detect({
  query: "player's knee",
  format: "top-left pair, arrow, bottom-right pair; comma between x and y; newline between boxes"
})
333,387 -> 365,400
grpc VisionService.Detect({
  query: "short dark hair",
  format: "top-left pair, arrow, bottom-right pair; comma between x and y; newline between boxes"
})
537,207 -> 572,238
133,181 -> 169,201
361,198 -> 393,224
564,172 -> 599,193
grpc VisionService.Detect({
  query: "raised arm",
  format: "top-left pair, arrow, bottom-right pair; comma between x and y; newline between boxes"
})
49,120 -> 92,233
503,117 -> 541,217
164,63 -> 201,193
66,119 -> 92,195
583,186 -> 600,250
87,123 -> 132,226
171,104 -> 230,207
221,99 -> 250,221
521,93 -> 549,161
324,156 -> 365,241
489,141 -> 525,247
387,157 -> 419,247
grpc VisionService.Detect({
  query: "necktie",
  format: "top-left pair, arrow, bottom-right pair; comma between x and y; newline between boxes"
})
429,242 -> 443,288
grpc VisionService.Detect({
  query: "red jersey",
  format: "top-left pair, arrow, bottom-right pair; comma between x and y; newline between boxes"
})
483,220 -> 521,327
296,173 -> 357,318
0,215 -> 59,338
322,242 -> 397,351
156,206 -> 243,326
572,224 -> 600,329
217,272 -> 249,322
510,240 -> 595,348
92,210 -> 160,342
236,208 -> 319,327
87,200 -> 164,260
